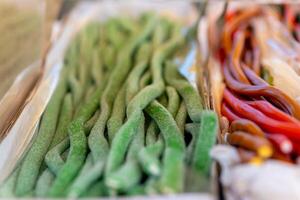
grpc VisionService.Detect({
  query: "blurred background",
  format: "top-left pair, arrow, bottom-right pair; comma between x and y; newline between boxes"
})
0,0 -> 65,99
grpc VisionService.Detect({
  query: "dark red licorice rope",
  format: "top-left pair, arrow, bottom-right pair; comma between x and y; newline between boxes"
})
223,88 -> 300,141
242,64 -> 267,86
223,65 -> 300,119
246,100 -> 300,124
221,102 -> 241,122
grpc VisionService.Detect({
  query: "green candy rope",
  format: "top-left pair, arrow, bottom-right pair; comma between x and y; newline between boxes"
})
78,24 -> 98,89
144,93 -> 168,146
72,24 -> 99,110
126,43 -> 152,105
71,23 -> 147,193
45,138 -> 69,175
175,101 -> 188,133
145,122 -> 158,146
64,102 -> 107,197
45,92 -> 85,175
47,86 -> 104,197
165,86 -> 180,116
45,106 -> 92,176
106,19 -> 126,49
107,41 -> 152,145
66,38 -> 84,108
138,139 -> 163,176
35,170 -> 54,197
107,87 -> 126,144
71,21 -> 157,194
47,120 -> 88,197
152,19 -> 170,49
80,181 -> 108,197
15,69 -> 67,196
139,71 -> 151,89
106,115 -> 145,191
192,111 -> 218,175
45,109 -> 100,198
139,87 -> 180,176
67,154 -> 105,198
54,22 -> 133,196
48,36 -> 116,196
159,147 -> 184,193
68,71 -> 82,107
103,45 -> 116,73
106,43 -> 151,143
0,167 -> 20,197
89,16 -> 157,162
145,177 -> 160,195
145,100 -> 185,193
105,24 -> 184,178
185,113 -> 218,191
185,123 -> 200,164
143,22 -> 180,146
91,49 -> 103,86
127,185 -> 146,196
106,161 -> 141,192
49,93 -> 73,149
48,21 -> 108,196
97,24 -> 115,75
165,62 -> 203,123
84,110 -> 100,132
106,41 -> 176,186
117,17 -> 138,35
68,156 -> 109,197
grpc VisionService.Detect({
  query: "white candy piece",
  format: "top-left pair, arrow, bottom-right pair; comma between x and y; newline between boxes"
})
212,145 -> 300,200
